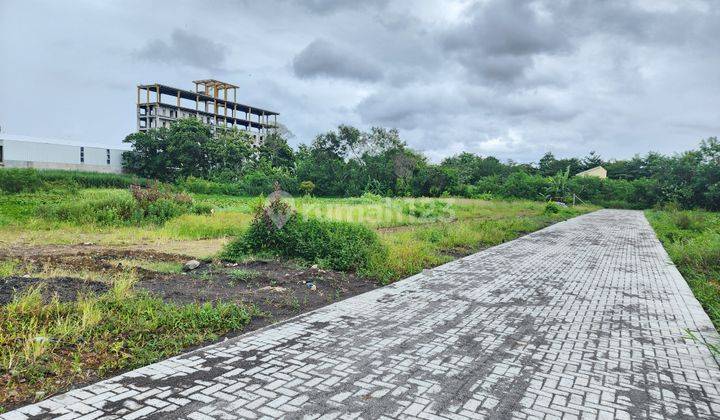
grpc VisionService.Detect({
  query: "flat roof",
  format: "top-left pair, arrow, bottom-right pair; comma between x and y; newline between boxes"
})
138,83 -> 279,116
0,134 -> 131,151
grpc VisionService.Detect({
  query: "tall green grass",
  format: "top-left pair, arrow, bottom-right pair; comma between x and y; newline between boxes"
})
0,168 -> 153,194
368,210 -> 582,282
647,209 -> 720,330
37,189 -> 211,226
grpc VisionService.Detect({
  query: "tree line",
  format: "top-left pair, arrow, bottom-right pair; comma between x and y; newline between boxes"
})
122,119 -> 720,210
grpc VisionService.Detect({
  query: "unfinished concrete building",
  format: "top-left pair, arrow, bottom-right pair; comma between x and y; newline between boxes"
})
136,80 -> 279,144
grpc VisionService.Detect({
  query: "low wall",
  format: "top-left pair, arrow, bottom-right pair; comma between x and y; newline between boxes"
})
0,160 -> 124,174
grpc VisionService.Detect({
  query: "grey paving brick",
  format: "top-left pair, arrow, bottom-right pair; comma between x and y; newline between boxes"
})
3,210 -> 720,419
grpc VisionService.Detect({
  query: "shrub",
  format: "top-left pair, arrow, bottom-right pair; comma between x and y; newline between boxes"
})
671,210 -> 706,231
39,184 -> 202,226
191,202 -> 214,215
544,202 -> 561,214
37,170 -> 153,189
222,190 -> 387,271
299,180 -> 315,196
0,168 -> 43,193
236,169 -> 298,196
0,168 -> 155,194
180,176 -> 243,196
399,200 -> 454,220
343,191 -> 385,205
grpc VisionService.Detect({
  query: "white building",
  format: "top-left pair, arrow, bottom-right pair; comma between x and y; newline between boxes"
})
0,134 -> 129,174
575,166 -> 608,179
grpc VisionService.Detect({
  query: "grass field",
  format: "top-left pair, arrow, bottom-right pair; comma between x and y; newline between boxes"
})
0,189 -> 595,279
0,186 -> 595,410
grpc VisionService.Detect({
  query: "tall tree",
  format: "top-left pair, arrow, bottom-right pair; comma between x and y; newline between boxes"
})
582,151 -> 604,170
122,118 -> 212,181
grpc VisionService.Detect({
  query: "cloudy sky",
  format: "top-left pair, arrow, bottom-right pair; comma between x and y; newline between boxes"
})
1,0 -> 718,163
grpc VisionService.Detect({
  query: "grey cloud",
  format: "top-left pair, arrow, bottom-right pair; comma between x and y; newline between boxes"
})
443,0 -> 567,56
440,0 -> 720,86
441,0 -> 568,83
287,0 -> 389,14
135,29 -> 226,69
293,39 -> 383,82
3,0 -> 720,165
356,86 -> 465,130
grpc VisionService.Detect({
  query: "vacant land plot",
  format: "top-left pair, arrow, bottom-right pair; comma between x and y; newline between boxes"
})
0,186 -> 594,410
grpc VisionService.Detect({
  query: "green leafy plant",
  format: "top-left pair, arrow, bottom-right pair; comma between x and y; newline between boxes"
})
544,201 -> 561,214
299,181 -> 315,196
228,268 -> 261,282
222,188 -> 387,272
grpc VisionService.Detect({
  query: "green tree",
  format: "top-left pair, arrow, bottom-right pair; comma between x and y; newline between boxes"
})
299,180 -> 315,196
206,129 -> 254,181
582,151 -> 604,170
122,118 -> 212,181
257,132 -> 295,170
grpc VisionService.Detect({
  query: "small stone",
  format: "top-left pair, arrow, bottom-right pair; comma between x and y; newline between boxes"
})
310,264 -> 319,270
183,260 -> 201,271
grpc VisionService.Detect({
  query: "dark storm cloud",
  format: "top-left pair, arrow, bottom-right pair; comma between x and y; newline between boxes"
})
293,39 -> 383,82
135,29 -> 227,69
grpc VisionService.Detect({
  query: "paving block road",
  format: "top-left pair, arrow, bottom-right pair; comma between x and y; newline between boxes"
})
4,210 -> 720,419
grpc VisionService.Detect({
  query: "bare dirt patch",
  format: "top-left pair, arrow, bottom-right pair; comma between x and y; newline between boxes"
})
0,277 -> 109,305
1,247 -> 379,332
137,260 -> 376,333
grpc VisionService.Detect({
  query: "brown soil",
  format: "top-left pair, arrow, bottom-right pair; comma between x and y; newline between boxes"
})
0,247 -> 379,328
0,246 -> 380,412
0,238 -> 227,261
0,277 -> 109,305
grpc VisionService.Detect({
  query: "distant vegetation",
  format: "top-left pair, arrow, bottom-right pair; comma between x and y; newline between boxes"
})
1,119 -> 718,210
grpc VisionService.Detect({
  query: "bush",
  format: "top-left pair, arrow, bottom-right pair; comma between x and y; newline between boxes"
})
299,180 -> 315,196
39,184 -> 203,226
544,202 -> 561,214
37,169 -> 153,189
399,200 -> 454,219
0,168 -> 43,193
500,172 -> 549,200
343,191 -> 385,205
0,168 -> 155,194
191,202 -> 214,215
222,191 -> 387,271
179,176 -> 243,196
